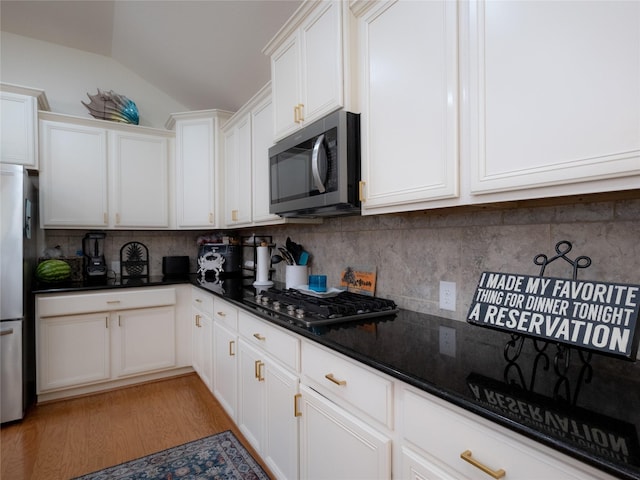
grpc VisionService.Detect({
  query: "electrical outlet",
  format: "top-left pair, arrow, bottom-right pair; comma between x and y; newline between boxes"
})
439,325 -> 456,357
440,281 -> 456,311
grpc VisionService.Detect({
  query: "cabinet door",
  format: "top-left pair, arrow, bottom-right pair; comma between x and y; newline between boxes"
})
271,34 -> 302,140
38,312 -> 110,392
299,384 -> 391,480
358,0 -> 458,214
193,309 -> 213,390
110,131 -> 169,228
264,360 -> 299,480
213,320 -> 237,419
175,117 -> 218,228
237,339 -> 266,453
251,91 -> 281,224
300,1 -> 343,125
113,306 -> 176,377
223,116 -> 252,227
465,1 -> 640,196
237,337 -> 300,480
39,120 -> 108,228
1,91 -> 37,167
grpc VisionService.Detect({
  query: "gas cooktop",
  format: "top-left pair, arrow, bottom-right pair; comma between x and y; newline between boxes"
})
243,287 -> 399,328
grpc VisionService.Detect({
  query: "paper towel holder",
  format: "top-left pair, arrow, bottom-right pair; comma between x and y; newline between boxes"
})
242,236 -> 274,287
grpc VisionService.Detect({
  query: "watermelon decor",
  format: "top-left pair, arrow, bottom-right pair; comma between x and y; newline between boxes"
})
36,259 -> 72,282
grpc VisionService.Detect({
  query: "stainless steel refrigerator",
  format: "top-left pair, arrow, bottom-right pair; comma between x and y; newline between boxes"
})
1,164 -> 38,423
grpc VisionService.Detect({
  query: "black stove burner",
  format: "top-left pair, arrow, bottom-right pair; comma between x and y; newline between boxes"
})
244,288 -> 399,328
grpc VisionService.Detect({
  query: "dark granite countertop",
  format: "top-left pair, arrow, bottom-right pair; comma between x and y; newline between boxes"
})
33,275 -> 640,479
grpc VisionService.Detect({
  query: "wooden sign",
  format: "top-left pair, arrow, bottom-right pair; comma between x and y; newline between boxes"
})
467,272 -> 640,359
340,265 -> 376,296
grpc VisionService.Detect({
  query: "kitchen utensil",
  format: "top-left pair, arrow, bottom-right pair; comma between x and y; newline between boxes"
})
298,251 -> 310,266
278,247 -> 295,265
271,254 -> 284,264
286,237 -> 304,264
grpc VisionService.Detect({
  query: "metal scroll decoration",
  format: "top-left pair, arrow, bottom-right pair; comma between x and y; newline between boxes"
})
467,240 -> 640,360
81,89 -> 139,125
120,241 -> 149,280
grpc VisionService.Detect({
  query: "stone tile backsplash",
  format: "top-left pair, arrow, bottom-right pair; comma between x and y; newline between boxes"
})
44,197 -> 640,322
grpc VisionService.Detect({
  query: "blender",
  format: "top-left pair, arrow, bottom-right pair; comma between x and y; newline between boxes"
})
83,232 -> 107,280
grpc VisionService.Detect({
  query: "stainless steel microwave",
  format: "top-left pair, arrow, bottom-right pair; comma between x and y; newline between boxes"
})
269,110 -> 361,218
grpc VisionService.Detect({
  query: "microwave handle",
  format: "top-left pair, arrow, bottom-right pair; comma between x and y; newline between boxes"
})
311,134 -> 327,193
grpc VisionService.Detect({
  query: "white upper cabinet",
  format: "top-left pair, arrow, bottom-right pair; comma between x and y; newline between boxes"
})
221,83 -> 320,228
223,114 -> 253,227
352,0 -> 639,215
462,0 -> 640,200
265,1 -> 355,141
251,92 -> 283,225
355,0 -> 459,215
39,112 -> 173,229
0,83 -> 49,168
40,118 -> 109,228
109,131 -> 170,228
169,110 -> 233,229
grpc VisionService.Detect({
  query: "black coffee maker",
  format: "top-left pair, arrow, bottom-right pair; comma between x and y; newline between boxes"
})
83,232 -> 107,280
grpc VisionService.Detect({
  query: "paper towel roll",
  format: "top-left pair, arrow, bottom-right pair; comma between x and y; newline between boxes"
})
253,246 -> 273,286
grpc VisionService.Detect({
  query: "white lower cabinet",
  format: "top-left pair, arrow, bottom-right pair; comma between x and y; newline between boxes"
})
212,297 -> 240,419
38,312 -> 111,391
212,320 -> 238,419
299,340 -> 393,479
36,287 -> 179,400
298,384 -> 392,480
192,288 -> 214,390
237,311 -> 300,480
400,386 -> 615,480
113,306 -> 175,378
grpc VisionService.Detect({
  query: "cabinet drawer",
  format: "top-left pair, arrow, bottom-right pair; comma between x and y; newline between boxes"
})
37,287 -> 176,317
192,287 -> 214,316
402,387 -> 611,480
301,340 -> 393,429
238,311 -> 299,371
213,298 -> 238,331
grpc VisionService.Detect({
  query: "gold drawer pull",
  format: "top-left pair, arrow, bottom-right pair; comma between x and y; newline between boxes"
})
106,300 -> 121,304
294,393 -> 302,417
255,360 -> 264,381
195,314 -> 201,327
460,450 -> 505,479
253,333 -> 266,341
217,311 -> 226,317
325,373 -> 346,386
229,340 -> 235,356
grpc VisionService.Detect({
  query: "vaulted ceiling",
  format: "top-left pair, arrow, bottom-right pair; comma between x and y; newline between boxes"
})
0,0 -> 303,111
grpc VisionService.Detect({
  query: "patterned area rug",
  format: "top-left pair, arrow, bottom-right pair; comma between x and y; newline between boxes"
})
73,430 -> 270,479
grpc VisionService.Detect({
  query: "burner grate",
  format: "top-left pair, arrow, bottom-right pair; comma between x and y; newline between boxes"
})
255,288 -> 398,323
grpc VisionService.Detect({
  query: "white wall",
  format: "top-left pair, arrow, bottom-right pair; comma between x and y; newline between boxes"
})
0,32 -> 188,128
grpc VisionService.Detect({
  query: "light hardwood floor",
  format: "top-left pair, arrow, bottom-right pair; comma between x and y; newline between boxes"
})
1,373 -> 272,479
